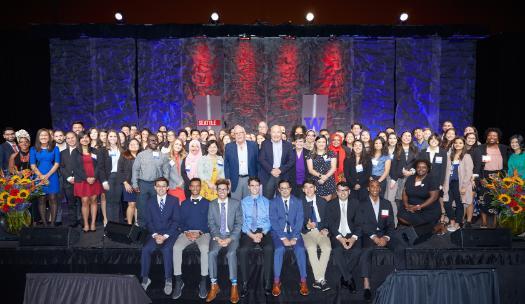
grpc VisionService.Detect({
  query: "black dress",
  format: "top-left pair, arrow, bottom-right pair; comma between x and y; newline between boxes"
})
397,174 -> 441,226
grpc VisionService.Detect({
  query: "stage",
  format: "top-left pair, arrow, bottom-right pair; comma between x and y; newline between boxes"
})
1,227 -> 525,304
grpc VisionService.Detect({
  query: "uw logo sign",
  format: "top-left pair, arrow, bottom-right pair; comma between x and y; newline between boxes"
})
303,117 -> 325,132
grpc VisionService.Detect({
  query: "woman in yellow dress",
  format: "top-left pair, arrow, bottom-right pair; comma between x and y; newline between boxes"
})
197,140 -> 224,201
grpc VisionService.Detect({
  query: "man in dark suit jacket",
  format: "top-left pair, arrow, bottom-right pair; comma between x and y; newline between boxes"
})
269,180 -> 309,297
1,127 -> 18,172
326,181 -> 361,293
301,179 -> 331,291
140,177 -> 181,296
259,125 -> 295,199
224,125 -> 259,201
59,132 -> 81,227
355,180 -> 396,301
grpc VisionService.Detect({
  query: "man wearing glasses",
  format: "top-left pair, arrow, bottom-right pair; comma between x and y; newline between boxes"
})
206,179 -> 243,303
269,179 -> 309,297
1,127 -> 18,172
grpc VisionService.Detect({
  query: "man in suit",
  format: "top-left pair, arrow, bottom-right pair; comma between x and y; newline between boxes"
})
326,182 -> 361,293
141,177 -> 181,296
301,179 -> 331,291
172,178 -> 210,300
355,180 -> 396,302
206,179 -> 243,304
259,125 -> 296,199
59,131 -> 81,227
224,125 -> 259,201
269,179 -> 309,297
1,127 -> 18,172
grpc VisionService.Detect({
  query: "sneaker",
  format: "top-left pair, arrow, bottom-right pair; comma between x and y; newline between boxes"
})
198,278 -> 208,299
141,278 -> 151,291
172,280 -> 184,299
164,280 -> 173,295
320,280 -> 331,291
447,225 -> 457,232
312,280 -> 322,290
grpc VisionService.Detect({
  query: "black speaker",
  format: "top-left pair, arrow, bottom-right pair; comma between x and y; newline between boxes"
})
450,228 -> 512,248
19,227 -> 80,247
104,221 -> 148,244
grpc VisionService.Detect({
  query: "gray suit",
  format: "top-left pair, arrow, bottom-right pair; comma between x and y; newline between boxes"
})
208,197 -> 243,281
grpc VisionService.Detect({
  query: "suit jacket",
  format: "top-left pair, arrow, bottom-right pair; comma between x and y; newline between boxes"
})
117,155 -> 135,185
443,153 -> 474,204
472,144 -> 511,176
326,198 -> 361,242
269,195 -> 304,240
301,195 -> 328,233
417,148 -> 448,186
224,141 -> 259,192
97,148 -> 121,183
208,197 -> 243,240
389,148 -> 418,181
1,142 -> 16,171
355,197 -> 394,240
143,194 -> 181,238
344,157 -> 372,189
59,148 -> 77,182
290,148 -> 310,187
258,140 -> 295,185
71,147 -> 105,182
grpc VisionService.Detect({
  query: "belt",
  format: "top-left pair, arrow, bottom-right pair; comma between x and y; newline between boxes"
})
239,174 -> 249,178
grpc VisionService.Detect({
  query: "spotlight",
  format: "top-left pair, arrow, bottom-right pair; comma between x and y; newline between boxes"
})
115,12 -> 123,21
210,12 -> 219,23
305,12 -> 315,23
399,12 -> 409,23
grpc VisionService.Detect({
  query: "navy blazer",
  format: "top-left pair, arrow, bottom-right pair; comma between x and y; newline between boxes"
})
143,194 -> 181,238
269,195 -> 304,240
224,141 -> 259,192
326,198 -> 361,242
1,142 -> 16,171
301,195 -> 328,233
258,139 -> 296,185
355,197 -> 395,239
71,147 -> 105,182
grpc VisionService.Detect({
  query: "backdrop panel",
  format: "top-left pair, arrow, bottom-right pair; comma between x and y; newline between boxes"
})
50,38 -> 137,131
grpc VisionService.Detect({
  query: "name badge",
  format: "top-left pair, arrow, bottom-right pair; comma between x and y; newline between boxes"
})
169,160 -> 175,166
453,160 -> 460,165
415,180 -> 422,187
435,156 -> 443,164
91,153 -> 97,160
381,209 -> 389,217
482,155 -> 491,162
372,159 -> 379,166
356,164 -> 363,173
152,151 -> 160,159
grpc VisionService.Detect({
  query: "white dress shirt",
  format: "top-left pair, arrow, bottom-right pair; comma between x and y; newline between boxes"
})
305,195 -> 321,225
237,142 -> 249,175
272,140 -> 283,169
337,199 -> 358,240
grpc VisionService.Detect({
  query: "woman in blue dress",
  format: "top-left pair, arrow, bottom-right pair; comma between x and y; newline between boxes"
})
30,129 -> 61,226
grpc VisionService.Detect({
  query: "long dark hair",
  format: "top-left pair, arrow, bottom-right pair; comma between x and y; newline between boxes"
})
34,129 -> 56,152
350,140 -> 370,165
450,137 -> 467,161
122,138 -> 141,160
372,137 -> 388,157
510,134 -> 525,154
395,131 -> 417,160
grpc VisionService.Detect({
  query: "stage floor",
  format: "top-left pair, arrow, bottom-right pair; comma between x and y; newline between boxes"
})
1,226 -> 525,304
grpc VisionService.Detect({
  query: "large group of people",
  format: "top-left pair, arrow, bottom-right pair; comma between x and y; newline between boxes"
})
1,120 -> 524,302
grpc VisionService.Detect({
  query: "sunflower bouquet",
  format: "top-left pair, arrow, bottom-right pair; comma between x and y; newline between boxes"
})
481,171 -> 525,235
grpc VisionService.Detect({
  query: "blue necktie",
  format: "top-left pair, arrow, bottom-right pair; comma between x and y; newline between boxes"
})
310,201 -> 317,224
284,199 -> 291,233
159,198 -> 165,212
220,202 -> 227,235
251,198 -> 258,231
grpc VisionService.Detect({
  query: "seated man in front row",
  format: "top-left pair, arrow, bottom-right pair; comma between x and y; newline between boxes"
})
172,178 -> 210,300
141,177 -> 180,296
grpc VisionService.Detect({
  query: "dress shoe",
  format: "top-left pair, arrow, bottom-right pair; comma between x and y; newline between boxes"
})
364,288 -> 372,302
206,283 -> 220,302
299,281 -> 309,296
240,282 -> 249,298
198,278 -> 208,299
271,282 -> 282,297
320,279 -> 331,291
348,278 -> 357,294
230,284 -> 240,303
171,280 -> 184,299
164,279 -> 173,295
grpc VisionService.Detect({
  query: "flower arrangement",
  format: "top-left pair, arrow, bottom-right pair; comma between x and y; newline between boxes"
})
481,171 -> 525,235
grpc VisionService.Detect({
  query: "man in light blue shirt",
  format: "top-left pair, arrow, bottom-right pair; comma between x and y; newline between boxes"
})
238,177 -> 274,297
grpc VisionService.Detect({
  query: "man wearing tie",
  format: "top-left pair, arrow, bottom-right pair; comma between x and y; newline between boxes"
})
269,179 -> 309,297
301,179 -> 332,291
238,177 -> 273,297
206,179 -> 243,304
259,125 -> 296,199
172,178 -> 210,300
326,182 -> 361,293
141,177 -> 181,296
0,127 -> 18,172
224,125 -> 259,202
355,180 -> 396,302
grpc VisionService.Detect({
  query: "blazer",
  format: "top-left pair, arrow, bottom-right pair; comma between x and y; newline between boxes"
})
143,194 -> 181,237
290,148 -> 310,187
224,141 -> 259,192
389,148 -> 418,181
258,139 -> 296,185
197,155 -> 225,181
301,195 -> 328,233
355,197 -> 395,240
71,147 -> 105,182
208,197 -> 243,240
344,157 -> 372,189
472,144 -> 511,176
0,142 -> 16,170
97,148 -> 122,183
417,148 -> 448,186
269,195 -> 304,240
326,198 -> 361,242
59,148 -> 77,182
443,153 -> 474,204
116,155 -> 135,185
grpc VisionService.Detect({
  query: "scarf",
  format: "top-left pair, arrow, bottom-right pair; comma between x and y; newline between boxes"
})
328,134 -> 346,183
185,139 -> 202,179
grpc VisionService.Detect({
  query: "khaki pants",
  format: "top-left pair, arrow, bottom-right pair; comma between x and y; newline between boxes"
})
302,229 -> 332,281
173,233 -> 210,276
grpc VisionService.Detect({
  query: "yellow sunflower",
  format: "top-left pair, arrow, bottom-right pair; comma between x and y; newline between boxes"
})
10,175 -> 21,183
498,194 -> 512,204
511,205 -> 524,214
19,179 -> 32,185
502,177 -> 514,189
0,191 -> 9,202
513,176 -> 524,186
519,195 -> 525,204
0,178 -> 6,184
6,196 -> 17,207
17,189 -> 30,200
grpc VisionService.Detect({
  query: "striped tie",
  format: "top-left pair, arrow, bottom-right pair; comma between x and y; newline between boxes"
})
159,198 -> 165,212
